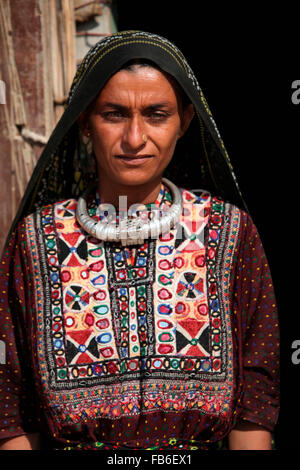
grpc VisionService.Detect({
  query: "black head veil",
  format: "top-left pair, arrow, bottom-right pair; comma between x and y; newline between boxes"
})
6,30 -> 247,246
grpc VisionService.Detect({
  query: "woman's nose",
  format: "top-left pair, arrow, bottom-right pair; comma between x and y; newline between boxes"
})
122,115 -> 146,151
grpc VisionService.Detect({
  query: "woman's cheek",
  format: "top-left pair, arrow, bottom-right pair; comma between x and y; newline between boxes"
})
151,126 -> 180,154
91,127 -> 116,157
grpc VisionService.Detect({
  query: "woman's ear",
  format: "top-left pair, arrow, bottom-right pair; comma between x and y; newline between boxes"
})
178,103 -> 195,138
77,111 -> 90,136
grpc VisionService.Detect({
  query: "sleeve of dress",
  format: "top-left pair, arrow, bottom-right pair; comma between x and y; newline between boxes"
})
0,220 -> 40,441
232,210 -> 280,432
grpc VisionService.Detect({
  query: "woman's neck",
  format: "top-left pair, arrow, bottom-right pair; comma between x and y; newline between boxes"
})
97,177 -> 162,210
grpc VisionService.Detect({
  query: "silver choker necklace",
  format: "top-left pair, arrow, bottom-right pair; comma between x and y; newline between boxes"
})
76,178 -> 183,246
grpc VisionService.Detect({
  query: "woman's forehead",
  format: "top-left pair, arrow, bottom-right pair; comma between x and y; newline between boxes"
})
94,67 -> 181,106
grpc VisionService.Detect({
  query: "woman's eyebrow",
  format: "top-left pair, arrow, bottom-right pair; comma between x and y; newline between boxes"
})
145,102 -> 174,110
100,102 -> 128,111
100,101 -> 174,111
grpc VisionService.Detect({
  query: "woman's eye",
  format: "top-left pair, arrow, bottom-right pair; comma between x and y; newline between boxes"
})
147,111 -> 169,121
100,110 -> 170,122
102,111 -> 124,120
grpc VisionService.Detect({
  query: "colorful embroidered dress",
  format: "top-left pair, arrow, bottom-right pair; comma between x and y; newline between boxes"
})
0,183 -> 279,449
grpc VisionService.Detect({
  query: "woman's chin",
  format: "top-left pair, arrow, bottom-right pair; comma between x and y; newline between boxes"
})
110,169 -> 161,187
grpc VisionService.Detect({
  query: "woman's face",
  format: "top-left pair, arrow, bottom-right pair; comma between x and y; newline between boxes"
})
80,66 -> 194,188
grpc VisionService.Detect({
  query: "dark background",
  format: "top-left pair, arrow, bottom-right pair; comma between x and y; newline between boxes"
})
114,0 -> 298,449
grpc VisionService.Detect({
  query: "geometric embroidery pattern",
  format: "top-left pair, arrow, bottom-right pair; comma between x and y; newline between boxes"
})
55,199 -> 77,219
57,232 -> 87,266
176,320 -> 210,357
28,188 -> 237,424
176,271 -> 204,299
64,284 -> 90,311
65,331 -> 100,364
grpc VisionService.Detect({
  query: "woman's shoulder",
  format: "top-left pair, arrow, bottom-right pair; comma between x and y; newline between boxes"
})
15,198 -> 81,242
180,187 -> 249,217
179,187 -> 256,245
24,197 -> 79,221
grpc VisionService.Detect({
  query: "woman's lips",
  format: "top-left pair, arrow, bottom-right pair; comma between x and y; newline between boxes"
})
114,155 -> 154,166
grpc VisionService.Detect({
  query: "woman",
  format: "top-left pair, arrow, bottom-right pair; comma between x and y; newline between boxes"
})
0,31 -> 279,450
